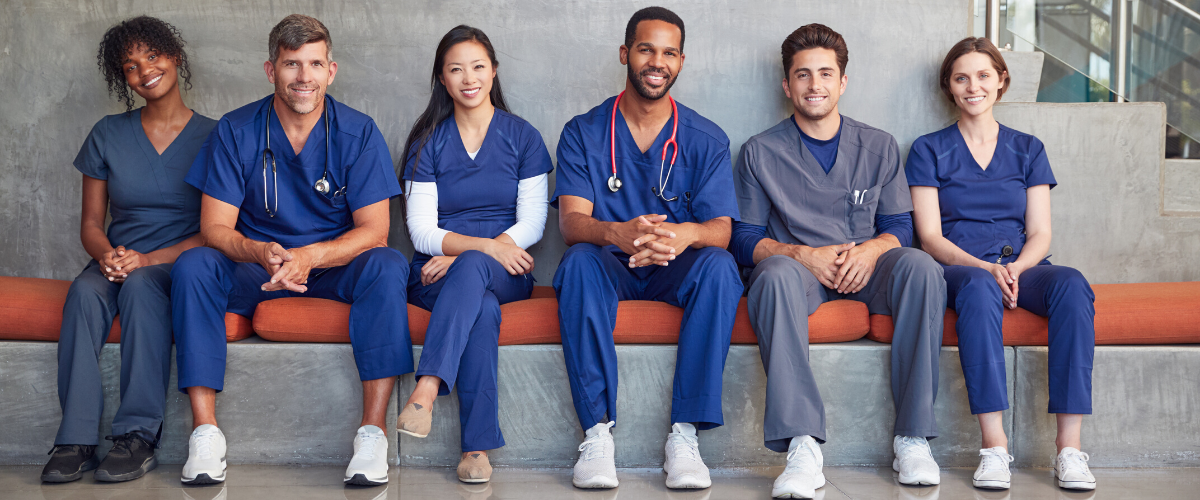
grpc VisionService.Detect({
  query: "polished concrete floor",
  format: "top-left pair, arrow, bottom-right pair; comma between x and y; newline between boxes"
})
2,465 -> 1196,499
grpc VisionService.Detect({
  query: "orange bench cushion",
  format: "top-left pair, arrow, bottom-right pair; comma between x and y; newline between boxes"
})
0,276 -> 253,342
866,282 -> 1200,345
253,286 -> 871,345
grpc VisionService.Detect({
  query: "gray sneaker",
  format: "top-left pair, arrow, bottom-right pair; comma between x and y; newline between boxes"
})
573,422 -> 618,489
772,435 -> 825,498
892,435 -> 940,486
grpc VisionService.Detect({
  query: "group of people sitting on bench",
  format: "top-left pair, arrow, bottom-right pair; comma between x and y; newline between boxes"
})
40,7 -> 1097,498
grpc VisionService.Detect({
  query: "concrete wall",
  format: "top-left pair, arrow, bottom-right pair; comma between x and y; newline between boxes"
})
0,0 -> 967,284
995,103 -> 1200,283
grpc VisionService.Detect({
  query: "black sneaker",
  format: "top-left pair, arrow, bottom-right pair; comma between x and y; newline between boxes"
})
41,444 -> 99,483
94,433 -> 158,482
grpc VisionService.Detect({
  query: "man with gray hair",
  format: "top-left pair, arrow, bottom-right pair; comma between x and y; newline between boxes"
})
171,14 -> 410,486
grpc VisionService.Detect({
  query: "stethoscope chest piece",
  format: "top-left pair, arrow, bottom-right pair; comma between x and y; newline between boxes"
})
314,177 -> 331,194
607,175 -> 622,193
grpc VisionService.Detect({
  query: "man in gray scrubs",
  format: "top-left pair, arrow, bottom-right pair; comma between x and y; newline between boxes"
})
730,24 -> 946,498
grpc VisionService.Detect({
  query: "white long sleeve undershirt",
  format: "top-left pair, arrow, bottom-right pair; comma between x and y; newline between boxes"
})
405,173 -> 549,255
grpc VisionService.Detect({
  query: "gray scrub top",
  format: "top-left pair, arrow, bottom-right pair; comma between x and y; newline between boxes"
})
735,115 -> 913,248
73,109 -> 217,254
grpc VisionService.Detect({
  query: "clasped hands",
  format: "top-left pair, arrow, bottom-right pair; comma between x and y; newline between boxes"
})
257,242 -> 315,293
100,246 -> 152,283
616,214 -> 691,268
985,260 -> 1029,309
795,241 -> 883,294
419,238 -> 534,286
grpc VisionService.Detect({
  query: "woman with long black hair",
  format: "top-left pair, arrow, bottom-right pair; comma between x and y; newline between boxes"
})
396,25 -> 552,483
43,16 -> 215,483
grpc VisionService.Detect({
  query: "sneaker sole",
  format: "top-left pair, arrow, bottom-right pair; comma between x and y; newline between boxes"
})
458,476 -> 490,484
95,455 -> 158,482
1056,478 -> 1096,490
182,461 -> 227,486
397,428 -> 428,439
771,486 -> 816,499
973,478 -> 1010,489
41,457 -> 100,483
664,472 -> 711,489
573,476 -> 619,489
893,459 -> 940,485
344,473 -> 388,486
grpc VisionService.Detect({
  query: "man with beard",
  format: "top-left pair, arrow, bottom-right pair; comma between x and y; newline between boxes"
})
551,6 -> 743,491
170,14 -> 409,487
731,24 -> 946,498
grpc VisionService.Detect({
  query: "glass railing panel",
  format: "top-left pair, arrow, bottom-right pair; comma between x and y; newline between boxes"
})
1128,0 -> 1200,149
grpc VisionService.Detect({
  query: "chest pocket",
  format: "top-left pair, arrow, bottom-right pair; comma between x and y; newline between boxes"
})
847,186 -> 880,239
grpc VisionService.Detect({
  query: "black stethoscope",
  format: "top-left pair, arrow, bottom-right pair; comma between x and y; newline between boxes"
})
262,98 -> 334,217
607,90 -> 680,202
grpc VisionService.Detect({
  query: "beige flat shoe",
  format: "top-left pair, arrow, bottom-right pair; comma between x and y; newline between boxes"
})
397,402 -> 432,438
457,452 -> 492,483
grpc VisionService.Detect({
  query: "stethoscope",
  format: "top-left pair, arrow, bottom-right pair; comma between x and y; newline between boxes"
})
262,98 -> 335,217
607,90 -> 680,202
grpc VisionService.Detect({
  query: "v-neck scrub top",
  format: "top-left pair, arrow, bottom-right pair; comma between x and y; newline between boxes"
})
904,123 -> 1056,264
74,109 -> 217,253
736,115 -> 912,249
402,109 -> 553,264
185,95 -> 402,249
552,95 -> 740,233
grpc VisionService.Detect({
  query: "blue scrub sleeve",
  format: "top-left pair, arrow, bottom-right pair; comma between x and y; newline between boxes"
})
875,212 -> 913,248
185,119 -> 248,208
346,122 -> 403,212
518,124 -> 554,180
688,145 -> 741,223
730,221 -> 767,267
551,120 -> 596,208
876,137 -> 914,215
74,117 -> 110,180
903,136 -> 940,188
403,134 -> 439,183
734,142 -> 773,227
1023,136 -> 1057,189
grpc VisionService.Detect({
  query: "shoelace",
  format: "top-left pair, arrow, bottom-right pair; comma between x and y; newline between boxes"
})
784,441 -> 819,473
1059,450 -> 1091,475
896,436 -> 934,463
194,431 -> 217,460
356,431 -> 385,461
577,423 -> 615,461
104,434 -> 138,456
977,448 -> 1014,474
668,432 -> 701,461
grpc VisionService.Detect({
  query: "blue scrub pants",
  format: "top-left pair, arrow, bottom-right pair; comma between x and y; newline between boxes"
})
552,243 -> 743,431
55,261 -> 173,446
944,263 -> 1095,415
171,247 -> 413,392
408,250 -> 533,452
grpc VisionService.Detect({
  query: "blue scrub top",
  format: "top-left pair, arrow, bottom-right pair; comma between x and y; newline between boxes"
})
402,109 -> 554,264
186,95 -> 402,249
74,109 -> 217,254
905,122 -> 1056,264
553,95 -> 740,237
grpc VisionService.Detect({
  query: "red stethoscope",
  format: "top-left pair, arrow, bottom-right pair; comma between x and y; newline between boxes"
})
607,90 -> 680,202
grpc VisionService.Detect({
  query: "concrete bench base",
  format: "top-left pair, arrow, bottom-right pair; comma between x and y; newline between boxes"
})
2,340 -> 1197,468
0,338 -> 397,465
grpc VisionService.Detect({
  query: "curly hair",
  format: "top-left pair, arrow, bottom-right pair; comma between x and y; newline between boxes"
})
96,16 -> 192,111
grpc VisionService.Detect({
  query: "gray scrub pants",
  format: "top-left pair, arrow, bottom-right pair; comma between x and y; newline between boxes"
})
55,261 -> 174,446
747,247 -> 945,452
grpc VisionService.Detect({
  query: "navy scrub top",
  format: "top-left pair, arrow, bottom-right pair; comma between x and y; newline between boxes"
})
552,95 -> 741,248
186,95 -> 402,248
904,123 -> 1057,264
402,109 -> 554,266
74,109 -> 217,254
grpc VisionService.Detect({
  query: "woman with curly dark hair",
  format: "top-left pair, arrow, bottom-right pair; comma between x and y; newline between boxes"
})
41,16 -> 216,484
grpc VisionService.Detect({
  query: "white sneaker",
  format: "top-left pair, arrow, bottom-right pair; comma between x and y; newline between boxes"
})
663,423 -> 711,489
181,424 -> 227,484
972,446 -> 1013,489
573,422 -> 618,489
1053,447 -> 1096,490
892,435 -> 940,485
345,425 -> 389,486
772,435 -> 825,498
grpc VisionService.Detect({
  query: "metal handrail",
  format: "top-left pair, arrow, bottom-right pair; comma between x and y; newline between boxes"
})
1162,0 -> 1200,23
